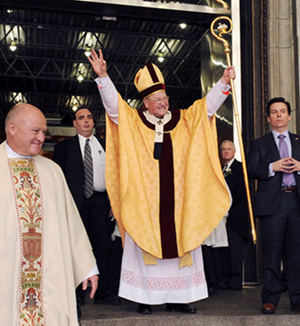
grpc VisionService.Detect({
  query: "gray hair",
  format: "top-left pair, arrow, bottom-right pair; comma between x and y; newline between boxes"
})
220,140 -> 236,150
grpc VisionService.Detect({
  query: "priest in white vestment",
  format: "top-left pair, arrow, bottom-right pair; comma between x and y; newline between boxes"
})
0,103 -> 98,326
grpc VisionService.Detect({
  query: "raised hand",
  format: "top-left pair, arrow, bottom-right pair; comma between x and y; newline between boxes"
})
88,49 -> 108,78
221,66 -> 236,85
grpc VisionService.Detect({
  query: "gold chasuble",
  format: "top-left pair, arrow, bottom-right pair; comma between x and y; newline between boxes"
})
9,158 -> 45,325
105,94 -> 230,262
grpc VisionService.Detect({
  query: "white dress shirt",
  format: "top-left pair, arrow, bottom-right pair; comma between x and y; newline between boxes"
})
78,134 -> 106,192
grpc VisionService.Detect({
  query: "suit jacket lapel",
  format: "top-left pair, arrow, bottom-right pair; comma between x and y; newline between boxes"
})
72,135 -> 84,168
230,159 -> 237,170
95,135 -> 106,151
289,132 -> 300,160
266,132 -> 280,160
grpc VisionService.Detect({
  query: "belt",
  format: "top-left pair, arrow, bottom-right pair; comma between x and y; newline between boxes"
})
91,191 -> 108,198
281,186 -> 297,193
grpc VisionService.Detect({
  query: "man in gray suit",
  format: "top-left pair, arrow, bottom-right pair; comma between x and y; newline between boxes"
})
247,97 -> 300,314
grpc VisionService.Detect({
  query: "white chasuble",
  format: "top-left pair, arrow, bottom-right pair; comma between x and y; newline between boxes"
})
0,142 -> 96,326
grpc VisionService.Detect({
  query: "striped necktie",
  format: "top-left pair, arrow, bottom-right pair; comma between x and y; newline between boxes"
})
84,138 -> 94,198
223,163 -> 228,176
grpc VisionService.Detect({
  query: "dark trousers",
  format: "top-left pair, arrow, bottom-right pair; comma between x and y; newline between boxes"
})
223,224 -> 244,290
107,236 -> 123,295
260,191 -> 300,307
202,245 -> 227,289
76,191 -> 111,300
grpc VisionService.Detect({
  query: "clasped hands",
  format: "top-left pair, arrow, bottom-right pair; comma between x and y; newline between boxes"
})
273,157 -> 300,173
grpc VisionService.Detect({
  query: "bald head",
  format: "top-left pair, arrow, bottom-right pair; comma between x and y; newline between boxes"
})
6,103 -> 47,156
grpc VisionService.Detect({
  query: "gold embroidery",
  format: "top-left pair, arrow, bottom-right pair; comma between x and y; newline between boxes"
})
9,158 -> 44,326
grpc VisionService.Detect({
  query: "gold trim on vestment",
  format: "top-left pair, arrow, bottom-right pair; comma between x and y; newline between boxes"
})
9,158 -> 45,326
142,250 -> 193,268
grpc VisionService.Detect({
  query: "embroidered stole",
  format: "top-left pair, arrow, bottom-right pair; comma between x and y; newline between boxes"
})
9,158 -> 45,326
143,110 -> 172,159
140,111 -> 193,267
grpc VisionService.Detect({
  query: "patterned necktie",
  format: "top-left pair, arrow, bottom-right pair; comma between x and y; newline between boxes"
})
84,139 -> 94,198
223,164 -> 228,176
278,134 -> 294,186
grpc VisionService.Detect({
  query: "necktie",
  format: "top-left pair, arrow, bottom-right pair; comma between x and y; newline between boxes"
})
223,164 -> 228,176
278,134 -> 294,186
84,139 -> 94,198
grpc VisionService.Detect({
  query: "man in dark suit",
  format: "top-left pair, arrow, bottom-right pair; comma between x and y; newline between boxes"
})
247,97 -> 300,314
53,107 -> 121,312
220,140 -> 249,291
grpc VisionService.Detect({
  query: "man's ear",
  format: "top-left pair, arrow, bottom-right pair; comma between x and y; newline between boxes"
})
7,121 -> 17,136
143,98 -> 149,109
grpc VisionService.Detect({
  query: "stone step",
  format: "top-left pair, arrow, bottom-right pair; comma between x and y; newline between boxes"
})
79,285 -> 299,326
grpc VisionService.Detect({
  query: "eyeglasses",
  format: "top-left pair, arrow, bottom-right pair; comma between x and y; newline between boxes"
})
146,96 -> 170,104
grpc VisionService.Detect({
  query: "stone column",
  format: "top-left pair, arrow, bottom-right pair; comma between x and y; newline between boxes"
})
267,0 -> 297,132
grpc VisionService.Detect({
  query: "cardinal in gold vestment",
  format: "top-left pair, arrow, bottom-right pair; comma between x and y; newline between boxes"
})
89,49 -> 235,311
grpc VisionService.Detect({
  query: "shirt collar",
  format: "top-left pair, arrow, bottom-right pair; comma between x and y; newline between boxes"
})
78,133 -> 94,143
5,141 -> 32,159
272,129 -> 289,140
225,158 -> 235,168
